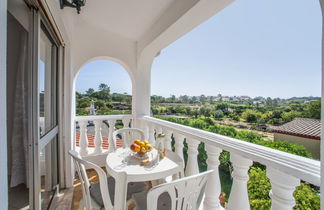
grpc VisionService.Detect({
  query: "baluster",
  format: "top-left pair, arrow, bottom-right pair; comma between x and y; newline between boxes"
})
203,145 -> 222,210
122,118 -> 131,144
78,120 -> 88,156
173,133 -> 185,167
156,126 -> 164,148
185,138 -> 200,176
164,130 -> 172,151
148,124 -> 156,145
122,117 -> 131,128
93,120 -> 103,154
142,121 -> 150,141
267,167 -> 300,210
227,153 -> 253,210
107,119 -> 116,152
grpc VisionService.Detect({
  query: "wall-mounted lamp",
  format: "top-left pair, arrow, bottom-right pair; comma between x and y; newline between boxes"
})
60,0 -> 85,14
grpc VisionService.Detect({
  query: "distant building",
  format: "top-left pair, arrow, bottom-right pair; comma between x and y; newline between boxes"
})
271,118 -> 321,159
239,96 -> 251,101
222,96 -> 230,102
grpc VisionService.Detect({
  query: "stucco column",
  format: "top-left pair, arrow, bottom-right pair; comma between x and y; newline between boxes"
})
132,56 -> 154,130
133,63 -> 152,118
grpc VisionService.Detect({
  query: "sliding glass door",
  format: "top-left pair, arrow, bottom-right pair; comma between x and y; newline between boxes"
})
31,13 -> 61,210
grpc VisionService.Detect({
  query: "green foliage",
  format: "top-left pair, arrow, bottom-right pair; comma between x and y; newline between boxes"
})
248,167 -> 271,210
247,168 -> 320,210
294,183 -> 320,210
281,110 -> 301,123
76,83 -> 132,116
214,110 -> 224,119
303,101 -> 321,119
242,109 -> 261,123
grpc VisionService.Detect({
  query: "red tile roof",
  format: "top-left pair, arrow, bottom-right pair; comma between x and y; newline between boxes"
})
75,132 -> 123,149
271,118 -> 321,140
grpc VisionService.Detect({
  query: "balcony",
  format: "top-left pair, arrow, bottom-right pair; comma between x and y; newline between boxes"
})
72,114 -> 320,209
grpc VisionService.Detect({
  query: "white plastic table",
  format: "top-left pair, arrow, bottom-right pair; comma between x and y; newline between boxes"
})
106,148 -> 183,210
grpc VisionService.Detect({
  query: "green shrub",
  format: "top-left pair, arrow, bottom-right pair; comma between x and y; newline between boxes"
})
248,167 -> 320,210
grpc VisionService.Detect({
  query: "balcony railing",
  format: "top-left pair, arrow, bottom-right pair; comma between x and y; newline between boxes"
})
74,114 -> 320,209
74,115 -> 133,155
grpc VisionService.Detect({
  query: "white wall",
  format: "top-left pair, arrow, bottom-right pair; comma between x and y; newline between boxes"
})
274,133 -> 320,159
0,0 -> 8,208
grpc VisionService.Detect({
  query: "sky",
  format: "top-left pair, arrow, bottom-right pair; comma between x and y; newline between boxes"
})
76,0 -> 322,99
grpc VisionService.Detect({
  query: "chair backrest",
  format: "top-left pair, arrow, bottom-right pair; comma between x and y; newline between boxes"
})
146,170 -> 213,210
113,128 -> 145,149
69,150 -> 113,210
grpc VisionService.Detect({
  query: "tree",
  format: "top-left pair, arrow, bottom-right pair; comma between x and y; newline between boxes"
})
97,83 -> 110,101
281,110 -> 301,123
214,110 -> 224,120
265,97 -> 273,107
215,102 -> 229,112
303,101 -> 321,119
242,109 -> 260,123
85,88 -> 95,96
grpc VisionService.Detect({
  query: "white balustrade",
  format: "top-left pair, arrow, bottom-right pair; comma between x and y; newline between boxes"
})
267,167 -> 300,210
203,145 -> 222,210
164,130 -> 173,151
74,115 -> 133,155
185,138 -> 200,176
139,116 -> 320,210
227,153 -> 253,210
78,120 -> 88,156
107,119 -> 116,152
148,124 -> 156,145
93,120 -> 103,154
122,117 -> 131,128
173,133 -> 185,167
122,117 -> 131,144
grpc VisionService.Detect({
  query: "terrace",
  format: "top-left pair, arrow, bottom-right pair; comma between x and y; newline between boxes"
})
2,0 -> 323,209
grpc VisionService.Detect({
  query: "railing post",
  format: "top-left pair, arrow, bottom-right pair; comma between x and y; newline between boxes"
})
267,167 -> 300,210
227,153 -> 252,210
203,145 -> 222,210
107,119 -> 116,152
78,120 -> 88,156
173,133 -> 185,167
164,130 -> 173,151
93,120 -> 103,154
185,138 -> 200,176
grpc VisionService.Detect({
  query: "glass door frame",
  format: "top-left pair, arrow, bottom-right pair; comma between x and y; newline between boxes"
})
30,10 -> 61,210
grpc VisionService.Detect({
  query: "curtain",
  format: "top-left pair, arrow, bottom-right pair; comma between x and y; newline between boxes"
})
9,23 -> 29,188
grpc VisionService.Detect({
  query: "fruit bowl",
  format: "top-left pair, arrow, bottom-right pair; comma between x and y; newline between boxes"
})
130,140 -> 153,160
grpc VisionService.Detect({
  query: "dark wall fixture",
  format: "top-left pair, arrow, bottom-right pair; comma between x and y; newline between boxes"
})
60,0 -> 85,14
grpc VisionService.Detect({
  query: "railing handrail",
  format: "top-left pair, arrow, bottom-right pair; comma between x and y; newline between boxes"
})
74,114 -> 133,121
141,116 -> 320,186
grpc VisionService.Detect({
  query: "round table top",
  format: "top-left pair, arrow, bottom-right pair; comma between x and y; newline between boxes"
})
106,148 -> 183,182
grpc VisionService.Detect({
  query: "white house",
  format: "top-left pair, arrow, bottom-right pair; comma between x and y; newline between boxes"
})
1,0 -> 324,209
272,118 -> 321,159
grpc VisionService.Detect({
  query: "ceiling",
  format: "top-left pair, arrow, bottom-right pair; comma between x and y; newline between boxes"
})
71,0 -> 175,41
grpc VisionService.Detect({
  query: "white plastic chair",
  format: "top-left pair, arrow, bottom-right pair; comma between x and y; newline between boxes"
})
69,150 -> 147,210
113,128 -> 145,149
132,170 -> 213,210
